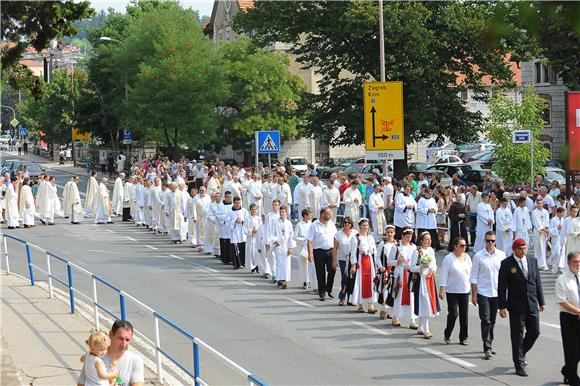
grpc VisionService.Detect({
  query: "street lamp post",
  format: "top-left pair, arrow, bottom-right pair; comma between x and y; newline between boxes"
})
99,36 -> 130,158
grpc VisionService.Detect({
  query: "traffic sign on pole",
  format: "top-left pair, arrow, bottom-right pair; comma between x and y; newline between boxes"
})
256,131 -> 280,154
122,129 -> 132,145
10,118 -> 19,127
512,130 -> 531,143
364,81 -> 404,160
19,127 -> 26,137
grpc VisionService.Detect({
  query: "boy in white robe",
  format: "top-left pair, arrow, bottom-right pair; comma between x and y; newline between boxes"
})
294,208 -> 316,290
187,188 -> 198,247
271,205 -> 296,288
244,203 -> 263,273
262,200 -> 281,281
531,197 -> 550,270
228,196 -> 249,269
495,198 -> 514,253
549,207 -> 566,273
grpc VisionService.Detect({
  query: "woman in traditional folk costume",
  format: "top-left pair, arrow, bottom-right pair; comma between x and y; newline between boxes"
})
410,231 -> 440,339
376,225 -> 397,320
392,227 -> 418,328
349,218 -> 378,313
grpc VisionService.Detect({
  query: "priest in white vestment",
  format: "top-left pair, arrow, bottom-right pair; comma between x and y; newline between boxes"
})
94,178 -> 112,224
111,173 -> 125,216
84,171 -> 99,217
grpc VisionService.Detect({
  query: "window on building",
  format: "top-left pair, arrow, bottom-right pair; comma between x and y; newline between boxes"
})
539,94 -> 552,126
535,62 -> 557,84
535,62 -> 542,83
460,89 -> 468,101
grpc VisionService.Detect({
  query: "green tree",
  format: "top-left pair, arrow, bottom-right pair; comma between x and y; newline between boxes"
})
235,1 -> 536,172
487,87 -> 550,187
121,4 -> 229,157
19,68 -> 88,144
1,1 -> 93,69
216,38 -> 306,150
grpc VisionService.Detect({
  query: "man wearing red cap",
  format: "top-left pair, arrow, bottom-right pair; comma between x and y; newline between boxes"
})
498,238 -> 546,377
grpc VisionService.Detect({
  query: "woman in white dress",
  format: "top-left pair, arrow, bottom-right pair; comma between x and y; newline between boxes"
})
392,227 -> 418,328
410,231 -> 440,339
349,218 -> 377,313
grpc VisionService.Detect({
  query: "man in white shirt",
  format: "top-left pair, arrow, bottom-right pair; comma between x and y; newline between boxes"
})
470,231 -> 507,359
394,183 -> 416,241
382,177 -> 394,224
555,251 -> 580,386
307,207 -> 338,301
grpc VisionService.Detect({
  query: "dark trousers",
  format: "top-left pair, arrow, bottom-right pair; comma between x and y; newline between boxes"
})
313,248 -> 336,297
232,242 -> 246,269
195,178 -> 203,190
509,311 -> 540,368
220,238 -> 232,263
477,294 -> 498,352
466,215 -> 476,246
338,260 -> 348,301
444,292 -> 469,342
560,312 -> 580,386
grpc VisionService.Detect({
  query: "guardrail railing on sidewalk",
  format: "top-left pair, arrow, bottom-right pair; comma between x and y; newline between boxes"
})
1,233 -> 267,386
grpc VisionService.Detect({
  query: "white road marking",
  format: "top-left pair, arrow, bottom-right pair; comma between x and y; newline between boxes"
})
238,280 -> 257,287
105,229 -> 115,233
540,321 -> 560,329
125,236 -> 137,241
351,321 -> 391,336
87,249 -> 111,253
283,297 -> 314,308
191,262 -> 218,272
418,347 -> 477,368
91,224 -> 99,227
145,245 -> 158,250
168,254 -> 184,260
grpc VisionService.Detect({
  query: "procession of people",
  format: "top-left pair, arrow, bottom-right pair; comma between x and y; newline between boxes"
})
1,155 -> 580,382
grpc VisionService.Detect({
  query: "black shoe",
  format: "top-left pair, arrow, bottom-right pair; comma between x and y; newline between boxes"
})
327,292 -> 334,299
561,367 -> 569,385
319,294 -> 326,301
107,221 -> 113,224
39,219 -> 46,225
7,226 -> 15,229
71,222 -> 80,224
515,367 -> 528,377
48,222 -> 55,225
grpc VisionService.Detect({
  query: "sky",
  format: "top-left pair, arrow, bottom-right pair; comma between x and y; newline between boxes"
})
89,0 -> 214,17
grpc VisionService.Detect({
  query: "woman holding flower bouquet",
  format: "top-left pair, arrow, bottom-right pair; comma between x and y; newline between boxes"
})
392,227 -> 419,329
410,231 -> 440,338
349,218 -> 378,313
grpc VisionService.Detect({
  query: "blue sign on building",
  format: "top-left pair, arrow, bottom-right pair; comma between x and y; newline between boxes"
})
257,131 -> 280,154
122,129 -> 132,145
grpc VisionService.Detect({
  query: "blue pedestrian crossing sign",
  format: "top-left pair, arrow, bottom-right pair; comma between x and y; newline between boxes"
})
257,131 -> 280,153
19,127 -> 26,136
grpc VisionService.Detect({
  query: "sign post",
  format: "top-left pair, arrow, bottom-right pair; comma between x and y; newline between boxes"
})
364,81 -> 405,168
512,129 -> 533,188
565,91 -> 580,193
256,130 -> 280,169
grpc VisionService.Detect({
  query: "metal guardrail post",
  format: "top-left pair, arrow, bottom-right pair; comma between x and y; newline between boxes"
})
2,236 -> 10,274
248,374 -> 268,386
92,277 -> 100,331
46,252 -> 54,299
119,293 -> 127,321
25,242 -> 34,286
67,263 -> 75,314
193,340 -> 200,386
154,317 -> 163,384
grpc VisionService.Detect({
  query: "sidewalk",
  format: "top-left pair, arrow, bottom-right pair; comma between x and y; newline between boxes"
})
1,274 -> 157,385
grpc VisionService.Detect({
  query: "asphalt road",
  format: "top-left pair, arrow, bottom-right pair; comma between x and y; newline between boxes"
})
0,151 -> 568,385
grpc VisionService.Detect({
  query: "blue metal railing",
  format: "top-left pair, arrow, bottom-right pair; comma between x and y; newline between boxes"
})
1,234 -> 268,386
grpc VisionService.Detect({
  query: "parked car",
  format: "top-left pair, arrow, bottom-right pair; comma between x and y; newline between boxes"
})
461,169 -> 501,189
426,164 -> 473,179
318,157 -> 357,179
1,161 -> 45,180
0,134 -> 11,144
466,151 -> 494,169
344,163 -> 389,180
544,160 -> 563,169
284,157 -> 309,175
431,155 -> 464,166
408,162 -> 432,173
422,169 -> 453,187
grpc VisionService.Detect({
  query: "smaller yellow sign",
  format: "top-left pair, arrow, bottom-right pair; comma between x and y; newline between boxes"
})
10,118 -> 19,127
72,128 -> 91,141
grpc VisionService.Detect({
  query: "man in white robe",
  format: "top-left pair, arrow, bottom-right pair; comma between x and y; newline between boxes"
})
204,192 -> 221,256
474,193 -> 494,253
495,197 -> 514,253
83,171 -> 99,217
217,191 -> 234,263
321,180 -> 340,224
94,178 -> 112,224
394,184 -> 416,239
111,173 -> 125,216
271,206 -> 295,288
195,186 -> 211,251
548,207 -> 566,273
166,183 -> 182,242
293,176 -> 310,219
123,176 -> 135,221
35,175 -> 49,223
151,178 -> 163,232
531,197 -> 550,270
512,196 -> 532,245
133,177 -> 145,226
308,175 -> 323,219
44,176 -> 61,225
249,174 -> 263,217
272,176 -> 292,209
18,178 -> 36,227
368,184 -> 386,241
5,180 -> 19,228
343,181 -> 362,228
240,172 -> 253,211
228,196 -> 249,269
63,176 -> 83,224
294,208 -> 317,289
144,179 -> 153,229
187,188 -> 198,247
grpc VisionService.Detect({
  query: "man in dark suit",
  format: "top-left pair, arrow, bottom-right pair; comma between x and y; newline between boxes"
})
498,238 -> 546,377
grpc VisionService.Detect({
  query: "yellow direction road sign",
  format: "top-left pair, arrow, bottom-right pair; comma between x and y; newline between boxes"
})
10,118 -> 19,127
72,127 -> 91,141
363,81 -> 404,160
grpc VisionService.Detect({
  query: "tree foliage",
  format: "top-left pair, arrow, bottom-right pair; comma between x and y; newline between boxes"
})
1,0 -> 93,69
19,68 -> 88,144
235,1 -> 534,149
487,87 -> 550,187
216,38 -> 306,150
